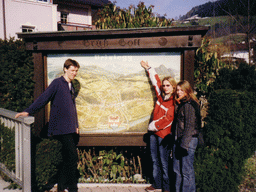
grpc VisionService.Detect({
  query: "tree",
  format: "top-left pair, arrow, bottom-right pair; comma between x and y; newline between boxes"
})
194,38 -> 227,96
94,1 -> 173,29
216,0 -> 256,65
0,38 -> 34,112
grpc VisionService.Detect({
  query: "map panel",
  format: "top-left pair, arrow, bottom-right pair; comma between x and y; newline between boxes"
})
47,52 -> 181,133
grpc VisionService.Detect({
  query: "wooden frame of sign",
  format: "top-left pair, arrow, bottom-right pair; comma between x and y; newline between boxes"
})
18,26 -> 209,146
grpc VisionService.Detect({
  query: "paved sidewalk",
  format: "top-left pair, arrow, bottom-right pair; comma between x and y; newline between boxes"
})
50,183 -> 151,192
0,177 -> 151,192
0,177 -> 21,192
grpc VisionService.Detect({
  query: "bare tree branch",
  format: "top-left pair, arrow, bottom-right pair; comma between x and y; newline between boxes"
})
216,1 -> 246,31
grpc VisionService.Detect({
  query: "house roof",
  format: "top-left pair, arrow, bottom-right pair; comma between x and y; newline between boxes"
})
17,26 -> 210,40
229,42 -> 256,52
53,0 -> 109,8
184,15 -> 202,21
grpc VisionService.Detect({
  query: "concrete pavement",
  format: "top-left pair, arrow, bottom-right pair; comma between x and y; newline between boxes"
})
49,183 -> 151,192
0,177 -> 151,192
0,177 -> 21,192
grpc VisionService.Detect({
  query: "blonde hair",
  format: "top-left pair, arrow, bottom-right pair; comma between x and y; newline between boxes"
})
161,76 -> 177,97
177,80 -> 199,103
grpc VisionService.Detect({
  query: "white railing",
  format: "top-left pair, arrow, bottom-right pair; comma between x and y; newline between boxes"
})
0,108 -> 34,192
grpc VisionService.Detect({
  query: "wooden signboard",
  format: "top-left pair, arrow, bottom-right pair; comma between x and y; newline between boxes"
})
18,26 -> 209,146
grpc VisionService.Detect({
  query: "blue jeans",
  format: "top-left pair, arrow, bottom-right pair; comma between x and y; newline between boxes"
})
149,133 -> 171,191
173,137 -> 198,192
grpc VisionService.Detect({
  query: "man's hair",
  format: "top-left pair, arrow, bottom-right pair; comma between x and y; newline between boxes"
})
63,59 -> 80,71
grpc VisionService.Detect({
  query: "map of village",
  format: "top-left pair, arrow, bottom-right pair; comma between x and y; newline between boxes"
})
48,63 -> 179,133
74,65 -> 178,133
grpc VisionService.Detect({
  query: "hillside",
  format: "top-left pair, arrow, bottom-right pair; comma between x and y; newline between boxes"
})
176,0 -> 256,45
180,0 -> 256,20
174,15 -> 256,45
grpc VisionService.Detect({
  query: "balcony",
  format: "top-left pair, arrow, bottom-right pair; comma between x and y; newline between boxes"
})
58,21 -> 95,31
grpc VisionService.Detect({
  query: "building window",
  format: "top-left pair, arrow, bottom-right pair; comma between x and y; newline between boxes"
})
37,0 -> 49,2
22,26 -> 35,33
61,12 -> 68,24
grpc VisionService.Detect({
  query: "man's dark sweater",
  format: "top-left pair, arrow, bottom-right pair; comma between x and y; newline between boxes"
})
25,76 -> 78,136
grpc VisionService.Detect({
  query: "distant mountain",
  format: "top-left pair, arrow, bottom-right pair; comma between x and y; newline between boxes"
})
180,0 -> 256,20
132,64 -> 176,78
117,64 -> 176,79
155,64 -> 175,77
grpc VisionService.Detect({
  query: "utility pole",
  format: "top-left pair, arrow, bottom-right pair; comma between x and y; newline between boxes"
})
212,0 -> 215,40
2,0 -> 6,40
247,0 -> 251,65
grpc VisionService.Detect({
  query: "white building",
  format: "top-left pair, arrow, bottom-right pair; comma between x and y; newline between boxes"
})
222,42 -> 256,65
0,0 -> 108,39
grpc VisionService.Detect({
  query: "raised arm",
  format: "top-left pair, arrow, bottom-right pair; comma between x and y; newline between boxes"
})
140,60 -> 162,97
140,60 -> 150,70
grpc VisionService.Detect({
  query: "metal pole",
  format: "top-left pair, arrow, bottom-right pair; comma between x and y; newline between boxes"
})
248,0 -> 251,65
2,0 -> 6,40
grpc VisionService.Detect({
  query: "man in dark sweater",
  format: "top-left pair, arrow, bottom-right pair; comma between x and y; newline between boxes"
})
15,58 -> 80,192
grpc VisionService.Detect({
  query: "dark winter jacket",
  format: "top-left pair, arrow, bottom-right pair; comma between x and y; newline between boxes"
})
175,99 -> 200,150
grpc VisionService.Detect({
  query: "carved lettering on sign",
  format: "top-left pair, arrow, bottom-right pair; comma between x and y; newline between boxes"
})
84,40 -> 108,48
119,39 -> 141,47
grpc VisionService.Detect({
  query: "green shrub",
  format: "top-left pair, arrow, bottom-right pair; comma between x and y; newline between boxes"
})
35,138 -> 62,191
77,147 -> 144,183
212,63 -> 256,92
0,123 -> 15,172
195,90 -> 256,192
0,123 -> 21,189
230,63 -> 256,91
0,123 -> 63,191
0,38 -> 34,112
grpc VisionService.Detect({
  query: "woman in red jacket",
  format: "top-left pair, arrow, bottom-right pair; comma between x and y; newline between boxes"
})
140,61 -> 176,192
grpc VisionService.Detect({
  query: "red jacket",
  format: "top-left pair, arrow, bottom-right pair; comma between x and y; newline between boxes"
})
147,68 -> 175,139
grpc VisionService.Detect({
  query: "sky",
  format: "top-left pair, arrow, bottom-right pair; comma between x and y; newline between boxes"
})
114,0 -> 216,20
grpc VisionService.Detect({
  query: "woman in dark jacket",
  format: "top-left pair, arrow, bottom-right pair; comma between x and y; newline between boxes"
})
173,80 -> 201,192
